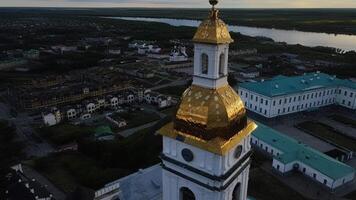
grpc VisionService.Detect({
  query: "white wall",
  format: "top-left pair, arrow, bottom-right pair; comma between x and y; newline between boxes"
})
239,86 -> 356,118
162,135 -> 251,200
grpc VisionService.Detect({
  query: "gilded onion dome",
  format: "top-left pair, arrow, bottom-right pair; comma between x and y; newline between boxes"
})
192,6 -> 234,44
174,85 -> 247,140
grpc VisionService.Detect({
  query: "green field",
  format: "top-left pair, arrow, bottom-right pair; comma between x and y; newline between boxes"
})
37,124 -> 95,145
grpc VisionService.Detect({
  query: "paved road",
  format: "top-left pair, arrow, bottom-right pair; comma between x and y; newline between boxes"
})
320,117 -> 356,140
117,120 -> 159,138
272,125 -> 335,153
14,113 -> 54,157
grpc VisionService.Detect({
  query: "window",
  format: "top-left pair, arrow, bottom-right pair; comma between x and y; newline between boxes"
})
256,96 -> 258,102
323,179 -> 327,185
294,97 -> 297,102
260,98 -> 263,104
265,100 -> 268,106
219,53 -> 225,76
351,92 -> 354,98
251,95 -> 253,100
201,53 -> 208,74
264,110 -> 267,115
278,109 -> 280,114
276,165 -> 280,170
232,183 -> 241,200
240,91 -> 243,96
303,168 -> 306,173
313,173 -> 316,179
279,99 -> 282,105
273,101 -> 276,106
180,187 -> 195,200
344,91 -> 348,96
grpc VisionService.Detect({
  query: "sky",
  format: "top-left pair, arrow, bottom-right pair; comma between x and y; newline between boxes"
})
1,0 -> 356,8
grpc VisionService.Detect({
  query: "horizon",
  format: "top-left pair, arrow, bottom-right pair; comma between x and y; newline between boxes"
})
2,0 -> 356,8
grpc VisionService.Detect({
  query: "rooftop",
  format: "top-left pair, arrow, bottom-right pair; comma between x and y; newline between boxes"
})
253,122 -> 355,180
239,72 -> 356,97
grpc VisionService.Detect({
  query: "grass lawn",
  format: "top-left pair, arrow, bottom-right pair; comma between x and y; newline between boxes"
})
329,114 -> 356,129
296,121 -> 356,151
155,85 -> 188,97
112,110 -> 161,130
248,168 -> 309,200
33,152 -> 130,193
37,124 -> 95,146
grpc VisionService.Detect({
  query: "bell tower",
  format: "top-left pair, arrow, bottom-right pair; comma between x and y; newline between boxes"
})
159,1 -> 257,200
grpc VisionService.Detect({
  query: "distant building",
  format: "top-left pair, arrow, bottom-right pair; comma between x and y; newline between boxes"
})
4,164 -> 53,200
42,108 -> 61,126
239,72 -> 356,118
239,67 -> 260,79
144,91 -> 172,109
94,164 -> 162,200
169,46 -> 188,62
252,123 -> 355,190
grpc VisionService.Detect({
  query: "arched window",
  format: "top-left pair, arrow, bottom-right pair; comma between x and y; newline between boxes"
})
180,187 -> 195,200
201,53 -> 209,74
219,53 -> 225,76
232,183 -> 241,200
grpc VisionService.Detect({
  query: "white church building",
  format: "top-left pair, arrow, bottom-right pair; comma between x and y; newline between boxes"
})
95,2 -> 258,200
238,72 -> 356,118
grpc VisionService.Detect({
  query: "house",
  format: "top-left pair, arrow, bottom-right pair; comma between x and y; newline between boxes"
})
239,67 -> 260,79
144,91 -> 172,108
4,164 -> 53,200
169,46 -> 188,62
110,97 -> 119,108
66,108 -> 77,120
80,113 -> 92,121
251,123 -> 355,190
86,102 -> 96,114
42,108 -> 61,126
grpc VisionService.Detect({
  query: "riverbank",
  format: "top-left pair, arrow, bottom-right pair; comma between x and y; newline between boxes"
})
94,8 -> 356,35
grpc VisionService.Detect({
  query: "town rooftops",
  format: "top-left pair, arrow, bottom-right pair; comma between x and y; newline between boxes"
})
253,122 -> 355,180
240,72 -> 356,97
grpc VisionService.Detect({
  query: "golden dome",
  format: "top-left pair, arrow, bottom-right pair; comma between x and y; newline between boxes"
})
173,84 -> 247,140
192,8 -> 234,44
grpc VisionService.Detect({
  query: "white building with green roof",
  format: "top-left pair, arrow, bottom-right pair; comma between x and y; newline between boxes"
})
238,72 -> 356,118
251,122 -> 355,190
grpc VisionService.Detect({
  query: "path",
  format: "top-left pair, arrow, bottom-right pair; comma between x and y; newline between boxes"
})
117,120 -> 159,138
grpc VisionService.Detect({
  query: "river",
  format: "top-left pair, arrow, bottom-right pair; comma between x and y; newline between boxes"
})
110,17 -> 356,52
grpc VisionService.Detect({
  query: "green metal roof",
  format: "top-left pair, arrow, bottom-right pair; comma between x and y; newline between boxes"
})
240,72 -> 356,97
252,122 -> 355,180
95,126 -> 114,138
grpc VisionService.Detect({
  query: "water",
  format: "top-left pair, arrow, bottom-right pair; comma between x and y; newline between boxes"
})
110,17 -> 356,52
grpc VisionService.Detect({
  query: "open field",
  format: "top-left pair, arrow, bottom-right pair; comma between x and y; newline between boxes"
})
296,121 -> 356,151
37,124 -> 95,146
